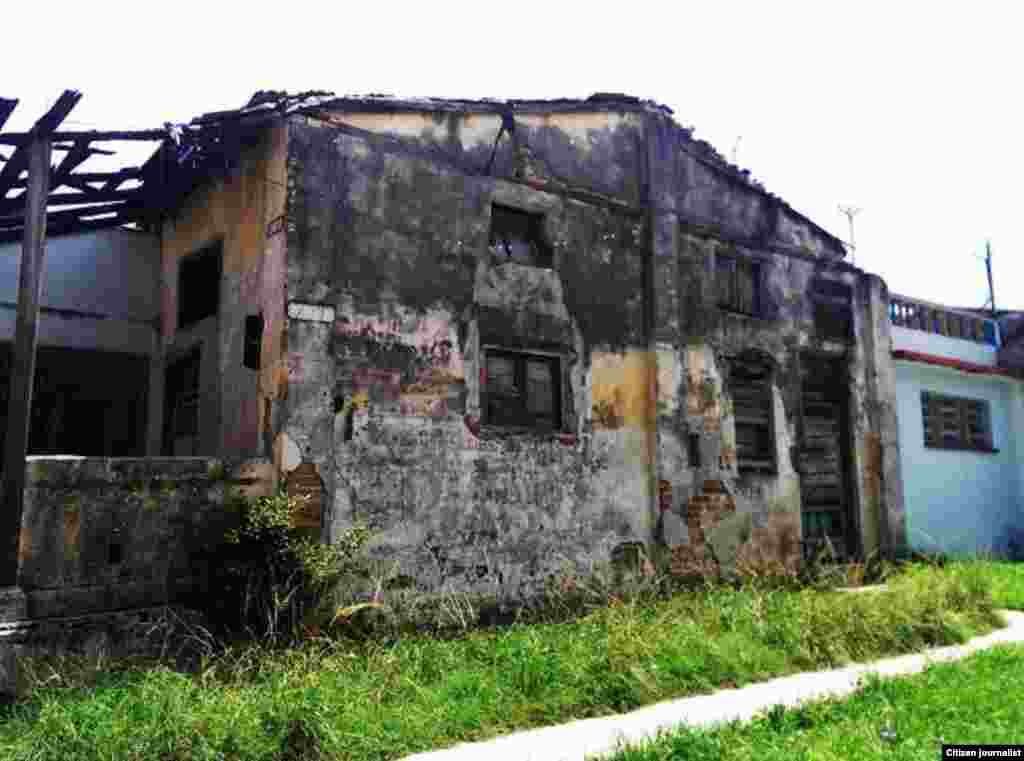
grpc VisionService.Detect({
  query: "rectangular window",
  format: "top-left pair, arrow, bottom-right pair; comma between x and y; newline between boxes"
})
489,205 -> 553,268
483,350 -> 560,430
731,365 -> 776,473
717,253 -> 759,316
163,349 -> 201,455
811,277 -> 853,342
244,314 -> 263,370
178,241 -> 223,329
921,392 -> 993,451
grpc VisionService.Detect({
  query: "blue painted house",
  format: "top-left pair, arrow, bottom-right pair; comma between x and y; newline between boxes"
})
889,295 -> 1024,557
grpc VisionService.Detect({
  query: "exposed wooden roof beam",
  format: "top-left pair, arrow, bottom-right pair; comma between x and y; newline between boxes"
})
0,200 -> 138,229
52,142 -> 115,156
0,90 -> 80,198
0,212 -> 138,244
0,188 -> 144,216
0,128 -> 166,146
49,139 -> 92,191
6,168 -> 142,191
0,99 -> 16,133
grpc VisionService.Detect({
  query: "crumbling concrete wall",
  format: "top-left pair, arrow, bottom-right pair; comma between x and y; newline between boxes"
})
281,109 -> 658,597
156,126 -> 288,461
14,456 -> 250,619
272,100 -> 905,593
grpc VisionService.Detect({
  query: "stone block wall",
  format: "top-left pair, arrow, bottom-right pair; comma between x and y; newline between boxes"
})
16,456 -> 266,619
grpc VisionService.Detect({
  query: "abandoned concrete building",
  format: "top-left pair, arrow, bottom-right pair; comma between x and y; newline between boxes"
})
131,90 -> 906,597
0,90 -> 918,641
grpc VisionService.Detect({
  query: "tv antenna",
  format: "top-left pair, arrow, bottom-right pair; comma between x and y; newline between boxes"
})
974,240 -> 996,317
837,205 -> 862,264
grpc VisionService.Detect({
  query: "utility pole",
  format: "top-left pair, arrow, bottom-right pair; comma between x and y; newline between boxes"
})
985,240 -> 996,318
838,205 -> 862,265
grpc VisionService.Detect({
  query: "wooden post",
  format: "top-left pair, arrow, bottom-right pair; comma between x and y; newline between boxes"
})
0,135 -> 51,588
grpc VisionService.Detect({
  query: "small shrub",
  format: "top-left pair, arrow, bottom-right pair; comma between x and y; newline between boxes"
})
197,489 -> 369,643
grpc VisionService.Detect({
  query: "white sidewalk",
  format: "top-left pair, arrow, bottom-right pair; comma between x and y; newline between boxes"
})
401,610 -> 1024,761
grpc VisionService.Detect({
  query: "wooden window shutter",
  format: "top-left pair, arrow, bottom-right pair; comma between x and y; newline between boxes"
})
736,258 -> 757,315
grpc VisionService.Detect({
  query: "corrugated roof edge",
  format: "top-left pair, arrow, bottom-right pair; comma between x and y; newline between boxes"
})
186,90 -> 846,256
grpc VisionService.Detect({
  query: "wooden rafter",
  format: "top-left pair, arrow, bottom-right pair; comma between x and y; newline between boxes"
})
0,128 -> 167,145
0,91 -> 172,242
0,99 -> 16,133
0,91 -> 81,199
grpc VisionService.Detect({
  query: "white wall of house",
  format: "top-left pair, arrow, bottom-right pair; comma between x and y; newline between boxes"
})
891,324 -> 998,366
0,229 -> 159,355
894,344 -> 1024,556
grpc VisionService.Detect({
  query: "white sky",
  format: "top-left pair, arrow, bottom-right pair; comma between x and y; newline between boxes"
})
5,2 -> 1021,309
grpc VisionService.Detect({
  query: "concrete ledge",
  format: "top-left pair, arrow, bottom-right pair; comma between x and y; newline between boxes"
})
401,610 -> 1024,761
0,587 -> 27,623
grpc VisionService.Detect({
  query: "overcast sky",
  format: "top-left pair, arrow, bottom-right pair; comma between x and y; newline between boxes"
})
5,2 -> 1020,309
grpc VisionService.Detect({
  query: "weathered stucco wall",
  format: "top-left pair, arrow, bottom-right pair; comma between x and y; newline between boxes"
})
283,111 -> 657,596
156,126 -> 288,459
15,456 -> 241,619
273,101 -> 905,594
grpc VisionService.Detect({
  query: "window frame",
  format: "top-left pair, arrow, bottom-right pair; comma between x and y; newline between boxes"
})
481,348 -> 563,432
810,277 -> 853,342
178,241 -> 223,330
921,391 -> 995,452
716,251 -> 761,317
728,359 -> 777,474
488,204 -> 554,269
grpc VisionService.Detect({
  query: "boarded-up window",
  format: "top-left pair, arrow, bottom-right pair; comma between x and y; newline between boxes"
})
731,362 -> 776,472
717,253 -> 759,316
921,392 -> 992,451
489,205 -> 553,267
811,278 -> 853,342
484,351 -> 560,430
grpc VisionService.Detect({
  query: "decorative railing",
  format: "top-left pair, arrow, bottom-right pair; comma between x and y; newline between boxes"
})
889,294 -> 999,347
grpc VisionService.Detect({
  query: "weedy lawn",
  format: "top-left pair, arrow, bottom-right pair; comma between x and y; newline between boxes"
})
0,562 -> 1008,761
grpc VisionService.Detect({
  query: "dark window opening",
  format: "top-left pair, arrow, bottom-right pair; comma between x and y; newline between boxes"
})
688,433 -> 702,468
811,278 -> 853,342
244,314 -> 263,370
730,362 -> 776,473
483,350 -> 561,430
108,541 -> 123,565
178,242 -> 223,329
717,253 -> 760,316
921,392 -> 993,452
163,349 -> 201,456
488,205 -> 553,268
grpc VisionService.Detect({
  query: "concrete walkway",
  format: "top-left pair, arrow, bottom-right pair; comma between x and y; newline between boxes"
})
401,610 -> 1024,761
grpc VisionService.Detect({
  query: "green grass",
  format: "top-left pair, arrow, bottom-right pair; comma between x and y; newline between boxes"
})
609,643 -> 1024,760
0,564 -> 1003,761
963,560 -> 1024,610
